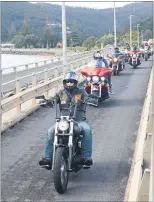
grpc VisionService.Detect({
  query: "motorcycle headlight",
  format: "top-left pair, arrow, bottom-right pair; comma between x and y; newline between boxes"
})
133,54 -> 136,57
58,120 -> 69,132
101,77 -> 105,81
92,76 -> 99,83
113,58 -> 118,62
87,77 -> 91,81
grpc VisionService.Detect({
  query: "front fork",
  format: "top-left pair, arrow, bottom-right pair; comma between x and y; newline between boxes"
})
52,122 -> 74,171
90,83 -> 102,98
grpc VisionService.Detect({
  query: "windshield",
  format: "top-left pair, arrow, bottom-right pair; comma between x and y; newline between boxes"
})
87,59 -> 106,68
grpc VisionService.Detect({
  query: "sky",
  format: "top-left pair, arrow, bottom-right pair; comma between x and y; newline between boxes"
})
31,1 -> 136,9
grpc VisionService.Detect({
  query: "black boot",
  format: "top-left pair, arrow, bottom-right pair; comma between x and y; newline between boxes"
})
81,157 -> 93,166
39,158 -> 52,170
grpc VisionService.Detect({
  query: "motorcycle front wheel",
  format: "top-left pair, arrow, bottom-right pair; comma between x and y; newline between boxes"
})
53,147 -> 69,194
133,63 -> 136,69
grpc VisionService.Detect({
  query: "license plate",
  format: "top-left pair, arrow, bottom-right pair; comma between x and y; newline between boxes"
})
93,86 -> 99,90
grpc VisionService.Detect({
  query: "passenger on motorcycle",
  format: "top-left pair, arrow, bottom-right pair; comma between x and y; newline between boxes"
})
39,71 -> 93,170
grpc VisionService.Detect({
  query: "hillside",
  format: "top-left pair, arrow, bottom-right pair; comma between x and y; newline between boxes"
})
1,2 -> 153,42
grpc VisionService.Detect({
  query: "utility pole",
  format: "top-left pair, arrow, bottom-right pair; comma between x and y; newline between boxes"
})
137,24 -> 140,47
114,2 -> 117,47
0,2 -> 2,136
141,30 -> 144,44
62,2 -> 67,71
129,15 -> 134,50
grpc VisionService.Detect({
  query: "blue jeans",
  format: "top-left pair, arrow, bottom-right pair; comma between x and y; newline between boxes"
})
45,120 -> 92,160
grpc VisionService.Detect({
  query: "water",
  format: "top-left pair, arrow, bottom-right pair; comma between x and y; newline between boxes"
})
1,54 -> 54,74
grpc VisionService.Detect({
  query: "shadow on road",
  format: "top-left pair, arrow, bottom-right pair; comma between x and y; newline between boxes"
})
97,97 -> 144,109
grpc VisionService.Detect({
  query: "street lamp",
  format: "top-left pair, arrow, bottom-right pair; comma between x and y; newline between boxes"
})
129,15 -> 134,50
141,30 -> 144,44
137,24 -> 141,47
62,2 -> 67,70
114,2 -> 117,47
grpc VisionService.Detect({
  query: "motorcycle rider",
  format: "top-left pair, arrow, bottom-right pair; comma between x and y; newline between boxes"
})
93,51 -> 113,94
109,47 -> 125,69
39,71 -> 93,170
129,45 -> 141,65
93,50 -> 108,67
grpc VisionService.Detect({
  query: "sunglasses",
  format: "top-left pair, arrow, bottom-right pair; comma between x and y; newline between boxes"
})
66,80 -> 74,84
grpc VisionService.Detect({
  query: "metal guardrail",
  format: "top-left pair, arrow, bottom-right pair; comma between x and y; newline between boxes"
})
124,64 -> 154,202
1,50 -> 96,97
2,50 -> 96,74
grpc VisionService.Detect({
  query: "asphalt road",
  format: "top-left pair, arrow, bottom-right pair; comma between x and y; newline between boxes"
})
1,58 -> 153,202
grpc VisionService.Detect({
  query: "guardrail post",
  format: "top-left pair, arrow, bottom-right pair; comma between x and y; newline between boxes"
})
63,64 -> 67,74
54,67 -> 59,78
25,64 -> 28,70
16,78 -> 21,114
13,67 -> 16,72
32,73 -> 37,107
44,69 -> 48,97
35,63 -> 38,68
44,68 -> 48,81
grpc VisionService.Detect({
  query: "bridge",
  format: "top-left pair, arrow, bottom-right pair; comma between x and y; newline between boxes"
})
1,46 -> 154,201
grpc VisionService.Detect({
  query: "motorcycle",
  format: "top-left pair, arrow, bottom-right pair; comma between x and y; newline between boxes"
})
81,61 -> 112,107
107,55 -> 124,76
124,50 -> 129,62
144,47 -> 149,61
36,95 -> 92,194
129,52 -> 141,69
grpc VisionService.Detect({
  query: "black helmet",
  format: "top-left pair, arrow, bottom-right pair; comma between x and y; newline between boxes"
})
114,47 -> 119,53
63,71 -> 78,92
133,45 -> 137,51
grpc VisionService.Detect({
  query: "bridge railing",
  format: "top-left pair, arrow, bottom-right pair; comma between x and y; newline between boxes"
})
1,50 -> 96,98
124,64 -> 154,202
2,50 -> 95,75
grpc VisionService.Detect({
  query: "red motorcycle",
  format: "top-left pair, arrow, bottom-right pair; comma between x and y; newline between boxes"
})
81,62 -> 112,107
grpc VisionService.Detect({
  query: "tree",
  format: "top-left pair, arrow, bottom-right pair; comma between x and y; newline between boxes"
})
42,25 -> 56,48
82,36 -> 98,50
11,34 -> 26,48
8,22 -> 16,41
100,34 -> 114,46
22,18 -> 30,36
24,34 -> 39,48
71,24 -> 80,46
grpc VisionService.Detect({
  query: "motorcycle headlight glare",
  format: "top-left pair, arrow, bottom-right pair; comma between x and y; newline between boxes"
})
87,77 -> 91,81
101,77 -> 105,81
113,58 -> 118,62
92,76 -> 99,82
133,54 -> 136,57
58,120 -> 69,132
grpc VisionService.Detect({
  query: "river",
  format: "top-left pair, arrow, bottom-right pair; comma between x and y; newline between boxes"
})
1,54 -> 53,70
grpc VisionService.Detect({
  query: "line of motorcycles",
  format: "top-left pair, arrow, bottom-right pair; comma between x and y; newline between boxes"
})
80,47 -> 153,107
124,47 -> 153,69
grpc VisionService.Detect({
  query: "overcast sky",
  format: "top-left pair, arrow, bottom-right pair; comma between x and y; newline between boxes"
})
32,1 -> 135,9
